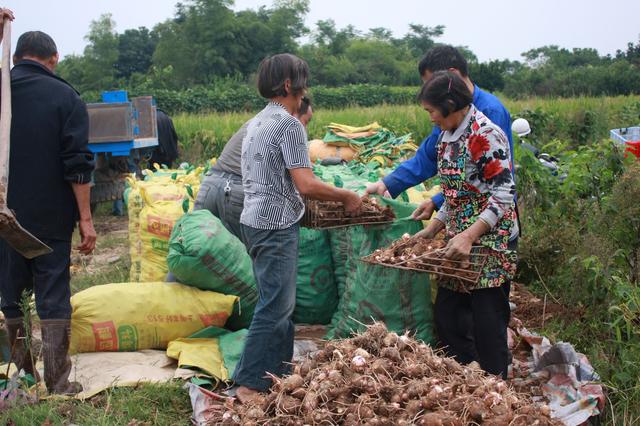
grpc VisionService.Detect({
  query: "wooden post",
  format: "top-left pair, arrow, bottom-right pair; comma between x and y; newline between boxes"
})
0,18 -> 11,204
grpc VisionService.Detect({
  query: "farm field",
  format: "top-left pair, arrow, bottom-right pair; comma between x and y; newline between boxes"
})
173,95 -> 640,162
141,94 -> 640,424
2,95 -> 639,424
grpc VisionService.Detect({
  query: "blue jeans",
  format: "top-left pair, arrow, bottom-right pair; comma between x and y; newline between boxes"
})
232,223 -> 300,391
193,168 -> 244,241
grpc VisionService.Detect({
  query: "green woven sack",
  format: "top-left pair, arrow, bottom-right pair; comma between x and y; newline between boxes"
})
167,209 -> 257,330
293,228 -> 338,325
326,218 -> 435,344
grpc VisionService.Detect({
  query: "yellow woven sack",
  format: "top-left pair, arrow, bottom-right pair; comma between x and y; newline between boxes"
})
126,178 -> 144,282
138,181 -> 186,203
327,122 -> 382,134
70,282 -> 238,353
167,338 -> 227,379
138,196 -> 189,282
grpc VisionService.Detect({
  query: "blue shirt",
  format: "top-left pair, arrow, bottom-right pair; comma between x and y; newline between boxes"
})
383,85 -> 514,208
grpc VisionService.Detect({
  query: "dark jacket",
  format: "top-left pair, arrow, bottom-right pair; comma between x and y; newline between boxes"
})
7,60 -> 94,241
149,109 -> 179,167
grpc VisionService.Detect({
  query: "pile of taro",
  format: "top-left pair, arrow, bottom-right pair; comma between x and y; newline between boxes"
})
303,197 -> 395,228
219,323 -> 560,425
364,235 -> 479,282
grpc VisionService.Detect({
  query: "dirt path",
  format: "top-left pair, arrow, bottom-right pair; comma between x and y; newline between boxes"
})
70,215 -> 129,276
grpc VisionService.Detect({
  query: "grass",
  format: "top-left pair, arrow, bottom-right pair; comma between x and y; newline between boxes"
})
0,382 -> 192,425
4,95 -> 640,423
0,210 -> 191,425
173,94 -> 640,162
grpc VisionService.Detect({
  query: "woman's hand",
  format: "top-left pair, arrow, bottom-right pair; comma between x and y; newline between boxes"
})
444,232 -> 474,261
414,218 -> 445,240
342,191 -> 363,216
365,180 -> 390,198
411,198 -> 436,220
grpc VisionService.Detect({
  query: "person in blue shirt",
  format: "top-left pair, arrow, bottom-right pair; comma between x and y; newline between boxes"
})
366,45 -> 516,224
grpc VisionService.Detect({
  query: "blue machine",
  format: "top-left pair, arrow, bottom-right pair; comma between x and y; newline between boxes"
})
87,91 -> 160,208
87,90 -> 159,156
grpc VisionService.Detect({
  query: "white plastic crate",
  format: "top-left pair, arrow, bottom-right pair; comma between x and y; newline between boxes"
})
610,127 -> 640,145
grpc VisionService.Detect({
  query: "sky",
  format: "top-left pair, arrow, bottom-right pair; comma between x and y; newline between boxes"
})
6,0 -> 640,62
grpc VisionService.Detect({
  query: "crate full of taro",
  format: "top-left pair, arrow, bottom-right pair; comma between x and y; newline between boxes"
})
302,197 -> 395,229
363,234 -> 487,283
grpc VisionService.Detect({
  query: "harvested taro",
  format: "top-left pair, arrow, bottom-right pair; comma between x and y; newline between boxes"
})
302,196 -> 395,229
363,234 -> 485,283
215,322 -> 561,425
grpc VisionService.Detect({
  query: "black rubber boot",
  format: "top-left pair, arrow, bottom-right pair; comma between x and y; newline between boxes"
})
4,317 -> 40,380
40,319 -> 82,395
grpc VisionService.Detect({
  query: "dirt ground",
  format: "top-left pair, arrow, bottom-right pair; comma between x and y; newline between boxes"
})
510,282 -> 568,330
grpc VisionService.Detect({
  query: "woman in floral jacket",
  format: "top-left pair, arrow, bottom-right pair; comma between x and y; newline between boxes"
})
416,71 -> 517,378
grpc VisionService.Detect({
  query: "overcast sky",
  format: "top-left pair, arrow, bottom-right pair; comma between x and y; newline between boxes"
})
6,0 -> 640,63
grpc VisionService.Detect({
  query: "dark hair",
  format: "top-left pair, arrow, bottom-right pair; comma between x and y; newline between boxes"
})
15,31 -> 58,60
298,96 -> 311,116
257,53 -> 309,99
417,71 -> 472,117
418,45 -> 468,77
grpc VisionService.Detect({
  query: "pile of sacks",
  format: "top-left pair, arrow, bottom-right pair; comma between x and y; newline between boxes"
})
125,165 -> 203,282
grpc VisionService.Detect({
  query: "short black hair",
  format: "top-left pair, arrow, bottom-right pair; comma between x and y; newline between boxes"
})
15,31 -> 58,60
298,96 -> 311,116
257,53 -> 309,99
417,71 -> 472,118
418,45 -> 468,77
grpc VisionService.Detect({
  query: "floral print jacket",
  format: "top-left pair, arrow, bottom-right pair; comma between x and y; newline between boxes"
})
434,105 -> 517,238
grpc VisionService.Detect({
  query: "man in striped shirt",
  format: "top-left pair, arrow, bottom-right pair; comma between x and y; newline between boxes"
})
232,54 -> 361,403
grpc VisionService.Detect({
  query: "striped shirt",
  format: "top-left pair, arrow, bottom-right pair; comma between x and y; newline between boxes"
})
240,102 -> 312,230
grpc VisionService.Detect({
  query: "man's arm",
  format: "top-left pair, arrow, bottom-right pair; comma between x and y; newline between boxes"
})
381,127 -> 441,198
61,98 -> 96,254
280,121 -> 362,214
289,168 -> 362,214
71,183 -> 96,254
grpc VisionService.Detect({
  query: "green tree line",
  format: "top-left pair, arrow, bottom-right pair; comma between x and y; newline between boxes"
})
56,0 -> 640,111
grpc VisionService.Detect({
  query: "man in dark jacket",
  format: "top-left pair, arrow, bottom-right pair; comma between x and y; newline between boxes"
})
149,109 -> 179,168
0,26 -> 96,394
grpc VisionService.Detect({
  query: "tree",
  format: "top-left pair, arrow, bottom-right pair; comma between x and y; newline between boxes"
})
403,24 -> 444,57
152,0 -> 310,87
58,13 -> 119,92
522,45 -> 604,69
116,27 -> 158,78
616,38 -> 640,66
313,19 -> 358,55
367,27 -> 393,41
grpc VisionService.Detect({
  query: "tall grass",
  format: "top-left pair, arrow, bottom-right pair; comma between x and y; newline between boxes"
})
173,95 -> 640,162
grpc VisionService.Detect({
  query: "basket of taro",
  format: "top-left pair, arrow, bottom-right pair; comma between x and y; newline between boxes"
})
362,233 -> 489,285
301,196 -> 395,229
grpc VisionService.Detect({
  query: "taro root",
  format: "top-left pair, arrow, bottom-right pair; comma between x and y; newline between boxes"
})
405,399 -> 424,417
243,406 -> 264,420
364,236 -> 481,283
371,357 -> 394,375
210,321 -> 560,425
380,346 -> 402,363
275,394 -> 300,414
281,373 -> 305,392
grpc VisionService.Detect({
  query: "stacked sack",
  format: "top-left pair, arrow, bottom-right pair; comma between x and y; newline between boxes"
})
125,166 -> 203,282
